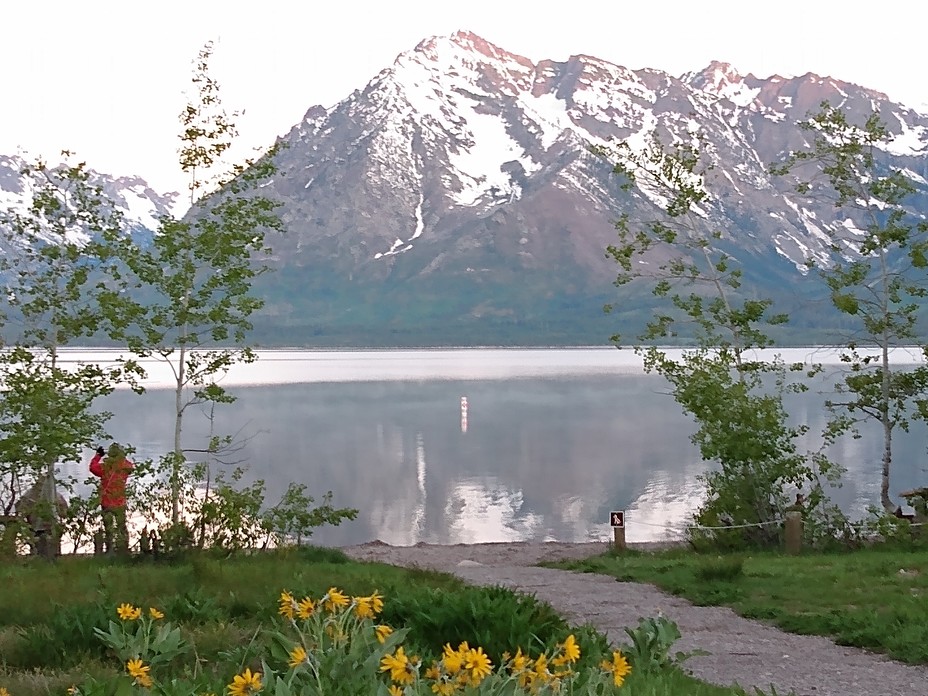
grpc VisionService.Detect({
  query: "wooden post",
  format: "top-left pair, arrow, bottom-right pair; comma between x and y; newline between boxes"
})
784,511 -> 802,555
612,525 -> 626,551
609,510 -> 626,552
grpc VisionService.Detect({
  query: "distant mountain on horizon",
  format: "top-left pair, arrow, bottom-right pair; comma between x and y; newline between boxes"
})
3,31 -> 928,347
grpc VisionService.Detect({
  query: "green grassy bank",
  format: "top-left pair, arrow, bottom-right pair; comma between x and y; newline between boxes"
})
0,547 -> 754,696
550,546 -> 928,665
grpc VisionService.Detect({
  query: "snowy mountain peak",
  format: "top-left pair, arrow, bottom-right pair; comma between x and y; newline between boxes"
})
686,60 -> 760,107
267,29 -> 928,294
406,31 -> 532,73
0,153 -> 178,236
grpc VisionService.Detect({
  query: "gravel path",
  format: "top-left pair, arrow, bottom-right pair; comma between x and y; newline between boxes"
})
341,541 -> 928,696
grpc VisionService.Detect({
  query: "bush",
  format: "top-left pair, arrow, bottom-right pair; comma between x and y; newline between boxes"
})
379,584 -> 610,667
5,601 -> 112,669
69,590 -> 635,696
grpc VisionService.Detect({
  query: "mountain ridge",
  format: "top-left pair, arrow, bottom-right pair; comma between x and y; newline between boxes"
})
3,32 -> 928,346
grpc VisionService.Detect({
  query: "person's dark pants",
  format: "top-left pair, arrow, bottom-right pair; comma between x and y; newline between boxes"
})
101,507 -> 129,555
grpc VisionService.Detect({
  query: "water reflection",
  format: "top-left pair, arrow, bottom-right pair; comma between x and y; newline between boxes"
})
90,359 -> 928,547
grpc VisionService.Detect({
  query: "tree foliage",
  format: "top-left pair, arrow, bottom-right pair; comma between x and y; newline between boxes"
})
597,136 -> 841,547
104,42 -> 284,526
0,44 -> 357,558
772,102 -> 928,512
0,155 -> 143,555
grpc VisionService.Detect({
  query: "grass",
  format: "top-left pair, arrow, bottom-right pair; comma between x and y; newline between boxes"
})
0,546 -> 759,696
548,546 -> 928,665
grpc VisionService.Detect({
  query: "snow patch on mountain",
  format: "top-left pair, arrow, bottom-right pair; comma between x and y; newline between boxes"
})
118,184 -> 164,231
449,110 -> 537,206
517,92 -> 570,149
884,115 -> 928,156
374,238 -> 413,259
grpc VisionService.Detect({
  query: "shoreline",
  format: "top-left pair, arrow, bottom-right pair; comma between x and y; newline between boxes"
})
339,539 -> 686,569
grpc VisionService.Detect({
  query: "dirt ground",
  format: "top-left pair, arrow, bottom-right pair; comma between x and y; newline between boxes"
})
340,539 -> 619,568
339,540 -> 928,696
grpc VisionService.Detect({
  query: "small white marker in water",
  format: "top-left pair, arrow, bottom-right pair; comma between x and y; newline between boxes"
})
461,396 -> 468,433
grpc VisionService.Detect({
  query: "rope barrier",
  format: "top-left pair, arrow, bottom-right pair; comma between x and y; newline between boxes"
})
624,515 -> 928,531
625,516 -> 785,531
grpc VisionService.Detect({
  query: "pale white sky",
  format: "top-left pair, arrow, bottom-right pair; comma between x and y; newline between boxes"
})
4,0 -> 926,194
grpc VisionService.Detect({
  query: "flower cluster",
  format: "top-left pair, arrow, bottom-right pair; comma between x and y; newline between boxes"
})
246,587 -> 635,695
116,604 -> 164,622
71,591 -> 633,696
415,641 -> 494,693
499,634 -> 581,693
376,630 -> 630,694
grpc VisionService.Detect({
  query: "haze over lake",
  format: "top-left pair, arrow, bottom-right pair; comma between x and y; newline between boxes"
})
64,348 -> 928,547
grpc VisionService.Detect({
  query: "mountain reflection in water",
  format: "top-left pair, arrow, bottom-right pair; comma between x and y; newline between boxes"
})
70,349 -> 928,547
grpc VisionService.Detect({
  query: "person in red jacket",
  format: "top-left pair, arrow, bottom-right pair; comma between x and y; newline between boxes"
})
90,442 -> 134,555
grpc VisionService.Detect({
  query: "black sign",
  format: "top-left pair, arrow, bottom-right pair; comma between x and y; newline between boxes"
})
610,511 -> 625,528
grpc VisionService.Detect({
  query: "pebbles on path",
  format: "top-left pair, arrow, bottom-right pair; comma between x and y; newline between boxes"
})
341,541 -> 928,696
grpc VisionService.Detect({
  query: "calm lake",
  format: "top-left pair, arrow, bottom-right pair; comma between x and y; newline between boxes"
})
63,348 -> 928,546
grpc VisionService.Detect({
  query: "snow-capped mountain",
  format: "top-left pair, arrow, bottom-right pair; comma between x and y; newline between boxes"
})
4,32 -> 928,346
0,154 -> 178,240
246,30 -> 928,345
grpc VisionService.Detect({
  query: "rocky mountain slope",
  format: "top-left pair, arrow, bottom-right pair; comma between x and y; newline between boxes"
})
3,32 -> 928,346
250,31 -> 928,345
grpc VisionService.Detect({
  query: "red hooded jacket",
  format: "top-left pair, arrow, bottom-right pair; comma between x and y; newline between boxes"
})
90,449 -> 134,509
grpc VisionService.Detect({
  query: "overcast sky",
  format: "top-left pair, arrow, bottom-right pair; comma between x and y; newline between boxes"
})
4,0 -> 926,193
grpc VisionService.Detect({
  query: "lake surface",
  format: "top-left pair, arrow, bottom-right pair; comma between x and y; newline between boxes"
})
65,348 -> 928,547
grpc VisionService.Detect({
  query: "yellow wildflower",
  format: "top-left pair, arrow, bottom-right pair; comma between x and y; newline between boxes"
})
441,643 -> 464,674
368,590 -> 384,614
278,591 -> 296,620
148,607 -> 165,620
1,688 -> 13,696
380,646 -> 415,685
354,594 -> 380,619
375,624 -> 394,643
559,634 -> 580,663
463,646 -> 492,685
551,633 -> 580,667
288,645 -> 308,669
67,687 -> 78,696
509,647 -> 529,673
534,653 -> 550,681
126,658 -> 153,688
387,686 -> 404,696
431,682 -> 455,696
516,669 -> 534,690
227,668 -> 262,696
277,590 -> 297,620
601,651 -> 632,688
297,597 -> 315,620
322,586 -> 349,612
354,597 -> 372,619
117,603 -> 141,621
